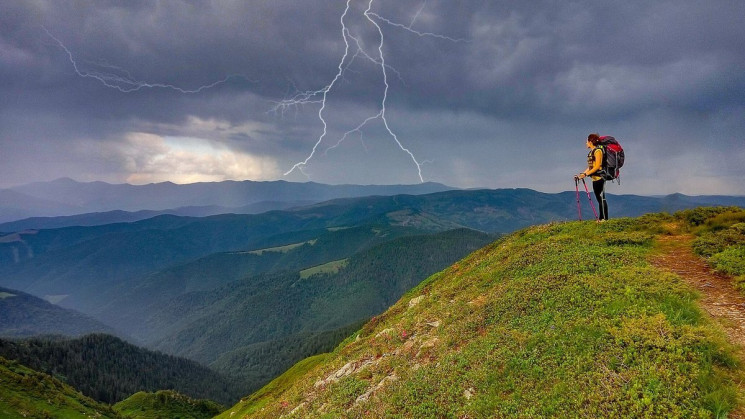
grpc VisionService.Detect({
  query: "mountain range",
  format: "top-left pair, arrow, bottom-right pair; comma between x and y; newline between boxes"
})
0,178 -> 454,224
4,185 -> 739,319
1,179 -> 744,417
1,224 -> 494,393
0,286 -> 115,338
3,178 -> 743,230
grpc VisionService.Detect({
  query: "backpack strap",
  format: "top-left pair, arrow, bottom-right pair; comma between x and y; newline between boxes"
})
587,147 -> 605,177
591,146 -> 610,178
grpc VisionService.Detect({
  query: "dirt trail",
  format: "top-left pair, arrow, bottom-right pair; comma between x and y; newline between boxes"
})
652,232 -> 745,417
651,233 -> 745,347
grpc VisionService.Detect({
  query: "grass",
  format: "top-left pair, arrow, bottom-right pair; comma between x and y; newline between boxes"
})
0,356 -> 119,419
230,213 -> 743,418
243,240 -> 317,255
215,354 -> 330,418
682,207 -> 745,293
299,259 -> 349,279
113,390 -> 223,419
43,294 -> 68,304
0,292 -> 16,299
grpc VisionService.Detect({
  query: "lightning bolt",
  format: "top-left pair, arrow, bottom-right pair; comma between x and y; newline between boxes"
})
368,6 -> 469,43
280,0 -> 464,183
44,2 -> 461,184
43,26 -> 242,93
364,0 -> 424,182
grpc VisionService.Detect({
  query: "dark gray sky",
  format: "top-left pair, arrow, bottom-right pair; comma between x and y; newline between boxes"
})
2,0 -> 744,194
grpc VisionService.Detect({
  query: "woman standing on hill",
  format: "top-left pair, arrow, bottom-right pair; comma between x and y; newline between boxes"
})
576,133 -> 608,221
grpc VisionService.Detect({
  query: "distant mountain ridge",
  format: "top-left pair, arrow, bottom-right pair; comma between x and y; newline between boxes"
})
0,178 -> 454,224
3,178 -> 743,231
1,188 -> 743,318
0,201 -> 315,232
0,286 -> 116,338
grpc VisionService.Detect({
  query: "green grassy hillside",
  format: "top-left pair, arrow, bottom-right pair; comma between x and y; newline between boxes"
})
0,356 -> 120,418
113,390 -> 223,419
222,211 -> 743,418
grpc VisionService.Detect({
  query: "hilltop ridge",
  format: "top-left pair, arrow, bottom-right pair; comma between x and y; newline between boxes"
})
222,209 -> 744,418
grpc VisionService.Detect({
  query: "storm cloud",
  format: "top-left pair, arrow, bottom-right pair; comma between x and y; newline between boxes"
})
1,0 -> 743,194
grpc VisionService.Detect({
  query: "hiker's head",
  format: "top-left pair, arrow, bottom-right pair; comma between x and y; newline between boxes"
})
587,133 -> 600,147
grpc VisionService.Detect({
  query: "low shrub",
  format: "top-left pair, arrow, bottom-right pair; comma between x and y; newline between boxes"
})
675,207 -> 741,228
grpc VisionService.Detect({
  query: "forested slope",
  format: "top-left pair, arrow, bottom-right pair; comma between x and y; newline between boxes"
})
0,334 -> 242,406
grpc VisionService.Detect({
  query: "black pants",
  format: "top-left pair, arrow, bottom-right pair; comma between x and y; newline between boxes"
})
593,178 -> 608,220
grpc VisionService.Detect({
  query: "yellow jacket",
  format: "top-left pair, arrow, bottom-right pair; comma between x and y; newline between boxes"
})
585,148 -> 603,181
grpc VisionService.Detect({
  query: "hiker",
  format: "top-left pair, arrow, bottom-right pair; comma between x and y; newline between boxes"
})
576,133 -> 609,221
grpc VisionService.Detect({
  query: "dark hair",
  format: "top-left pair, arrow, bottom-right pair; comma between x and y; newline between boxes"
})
587,133 -> 600,145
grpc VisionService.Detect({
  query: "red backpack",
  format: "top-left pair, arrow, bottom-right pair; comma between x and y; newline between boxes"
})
596,136 -> 625,182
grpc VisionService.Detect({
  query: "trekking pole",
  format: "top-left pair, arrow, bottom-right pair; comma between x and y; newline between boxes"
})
574,177 -> 582,221
581,178 -> 599,221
